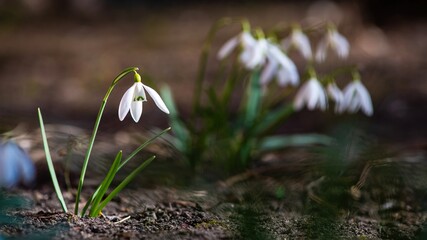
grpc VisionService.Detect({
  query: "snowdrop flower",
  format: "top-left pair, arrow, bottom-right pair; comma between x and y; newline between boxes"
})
315,28 -> 350,62
217,30 -> 270,70
281,28 -> 312,60
327,82 -> 345,113
260,42 -> 299,86
342,80 -> 373,116
294,77 -> 328,111
217,31 -> 257,60
118,72 -> 170,122
0,140 -> 35,188
239,37 -> 269,69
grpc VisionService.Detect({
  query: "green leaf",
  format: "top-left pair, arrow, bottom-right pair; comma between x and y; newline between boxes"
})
244,70 -> 262,127
161,87 -> 190,151
89,151 -> 122,217
93,156 -> 156,215
81,127 -> 170,216
258,134 -> 334,152
37,108 -> 68,213
254,104 -> 294,135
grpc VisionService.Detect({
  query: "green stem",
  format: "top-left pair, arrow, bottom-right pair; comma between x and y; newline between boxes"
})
192,17 -> 233,115
38,108 -> 68,213
74,67 -> 138,215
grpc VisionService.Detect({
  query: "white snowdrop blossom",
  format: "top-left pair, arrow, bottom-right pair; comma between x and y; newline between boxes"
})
294,78 -> 328,111
217,31 -> 256,60
342,80 -> 373,116
217,31 -> 270,70
260,42 -> 299,87
118,73 -> 170,123
327,83 -> 345,113
0,140 -> 35,188
281,28 -> 312,60
239,37 -> 269,69
315,28 -> 350,62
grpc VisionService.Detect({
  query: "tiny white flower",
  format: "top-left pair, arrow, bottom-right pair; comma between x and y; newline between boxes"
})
342,80 -> 373,116
315,28 -> 350,62
281,28 -> 312,60
118,73 -> 170,123
240,37 -> 269,69
260,42 -> 299,87
327,83 -> 345,113
294,78 -> 328,111
0,140 -> 35,188
217,31 -> 256,60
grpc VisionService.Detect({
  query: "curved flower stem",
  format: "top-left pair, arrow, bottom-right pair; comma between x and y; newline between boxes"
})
74,67 -> 138,215
192,17 -> 233,115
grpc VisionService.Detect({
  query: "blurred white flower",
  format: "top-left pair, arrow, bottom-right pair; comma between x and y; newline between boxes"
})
118,73 -> 170,123
218,31 -> 271,70
294,78 -> 328,111
281,28 -> 312,60
0,140 -> 35,188
217,31 -> 256,60
327,82 -> 345,113
315,28 -> 350,62
342,80 -> 373,116
260,42 -> 299,87
240,37 -> 269,69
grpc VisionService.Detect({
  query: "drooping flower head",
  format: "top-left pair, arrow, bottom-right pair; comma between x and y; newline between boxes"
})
0,140 -> 35,188
118,72 -> 170,122
342,79 -> 373,116
315,25 -> 350,62
281,27 -> 312,60
294,77 -> 328,111
326,82 -> 345,113
260,41 -> 299,87
217,23 -> 270,70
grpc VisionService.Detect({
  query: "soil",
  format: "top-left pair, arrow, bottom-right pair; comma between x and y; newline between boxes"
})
2,143 -> 427,240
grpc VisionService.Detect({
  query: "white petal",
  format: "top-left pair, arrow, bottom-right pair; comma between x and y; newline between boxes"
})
331,31 -> 350,58
294,31 -> 312,60
118,83 -> 136,121
143,84 -> 170,114
315,37 -> 328,62
130,100 -> 143,122
260,57 -> 279,85
241,32 -> 256,47
246,39 -> 268,69
327,83 -> 345,113
293,81 -> 310,110
355,82 -> 373,116
217,35 -> 239,60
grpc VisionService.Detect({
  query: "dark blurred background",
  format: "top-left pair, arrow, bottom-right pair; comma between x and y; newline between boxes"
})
0,0 -> 426,142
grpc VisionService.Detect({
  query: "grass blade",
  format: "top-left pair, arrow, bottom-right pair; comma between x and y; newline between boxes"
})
89,151 -> 122,217
93,156 -> 156,215
37,108 -> 68,213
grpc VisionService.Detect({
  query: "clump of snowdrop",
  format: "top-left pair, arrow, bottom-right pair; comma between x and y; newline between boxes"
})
315,25 -> 350,62
281,26 -> 313,60
0,140 -> 35,189
164,18 -> 374,174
